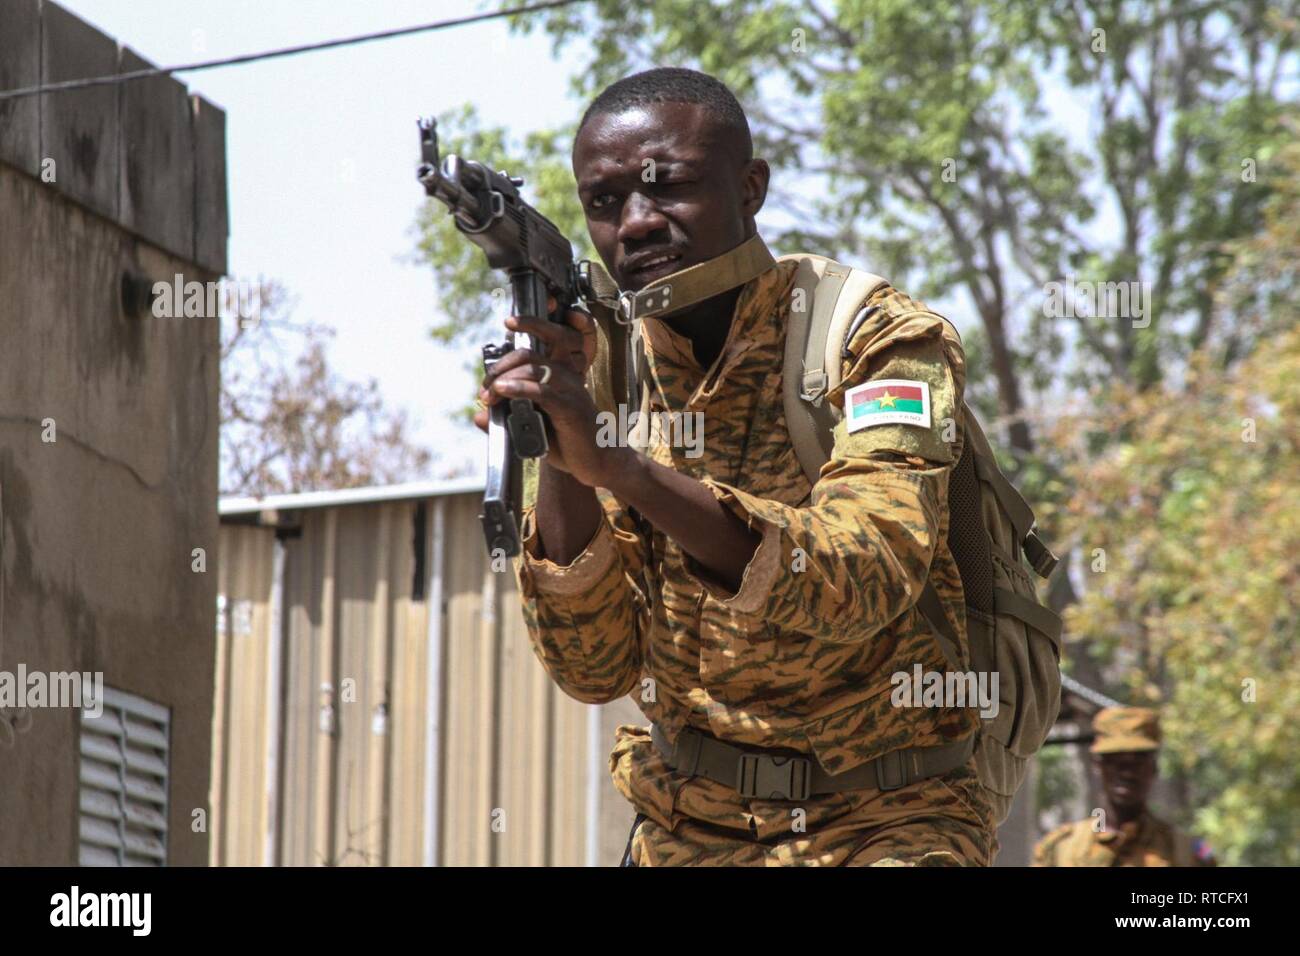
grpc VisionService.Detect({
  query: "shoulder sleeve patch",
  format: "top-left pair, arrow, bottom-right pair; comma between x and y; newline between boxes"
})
832,333 -> 960,464
845,379 -> 931,431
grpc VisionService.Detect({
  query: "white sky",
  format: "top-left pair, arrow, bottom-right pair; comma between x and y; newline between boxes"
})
64,0 -> 587,479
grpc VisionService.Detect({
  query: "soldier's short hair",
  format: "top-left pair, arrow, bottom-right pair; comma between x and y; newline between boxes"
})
578,67 -> 753,161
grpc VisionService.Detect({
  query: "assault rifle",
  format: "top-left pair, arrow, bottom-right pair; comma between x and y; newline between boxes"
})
416,117 -> 600,559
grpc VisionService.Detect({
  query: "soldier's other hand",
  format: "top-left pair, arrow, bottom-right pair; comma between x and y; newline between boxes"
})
474,303 -> 626,488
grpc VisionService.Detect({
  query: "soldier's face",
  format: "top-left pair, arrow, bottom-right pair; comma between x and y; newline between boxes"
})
1096,750 -> 1157,812
573,101 -> 769,291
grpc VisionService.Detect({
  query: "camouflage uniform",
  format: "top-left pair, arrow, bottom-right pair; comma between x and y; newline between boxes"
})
1033,707 -> 1216,867
1032,811 -> 1215,867
514,255 -> 994,866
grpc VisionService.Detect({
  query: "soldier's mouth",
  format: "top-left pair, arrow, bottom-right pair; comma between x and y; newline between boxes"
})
623,250 -> 684,285
629,252 -> 680,270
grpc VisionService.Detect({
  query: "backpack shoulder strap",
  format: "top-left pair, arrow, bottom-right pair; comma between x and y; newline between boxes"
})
777,253 -> 889,486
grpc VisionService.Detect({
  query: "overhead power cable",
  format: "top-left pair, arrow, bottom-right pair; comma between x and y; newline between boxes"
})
0,0 -> 589,101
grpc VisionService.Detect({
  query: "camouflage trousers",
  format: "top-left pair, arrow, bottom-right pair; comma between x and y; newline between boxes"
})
612,726 -> 997,867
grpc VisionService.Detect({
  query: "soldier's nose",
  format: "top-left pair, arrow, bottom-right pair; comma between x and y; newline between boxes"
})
618,192 -> 669,242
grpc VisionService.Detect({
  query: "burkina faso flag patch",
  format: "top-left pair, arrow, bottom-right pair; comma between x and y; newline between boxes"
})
844,379 -> 931,432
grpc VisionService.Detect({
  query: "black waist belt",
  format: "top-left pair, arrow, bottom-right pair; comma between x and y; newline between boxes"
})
649,722 -> 975,801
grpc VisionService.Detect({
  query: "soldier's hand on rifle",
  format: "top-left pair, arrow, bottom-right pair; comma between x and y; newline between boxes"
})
475,299 -> 619,487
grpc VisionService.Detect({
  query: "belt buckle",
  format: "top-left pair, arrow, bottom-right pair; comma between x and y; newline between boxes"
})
874,750 -> 909,791
736,752 -> 811,801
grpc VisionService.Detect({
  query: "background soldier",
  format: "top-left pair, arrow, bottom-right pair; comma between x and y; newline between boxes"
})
1033,706 -> 1216,866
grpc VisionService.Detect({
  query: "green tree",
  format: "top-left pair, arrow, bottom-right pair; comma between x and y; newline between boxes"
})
1045,131 -> 1300,864
470,0 -> 1295,456
414,0 -> 1293,609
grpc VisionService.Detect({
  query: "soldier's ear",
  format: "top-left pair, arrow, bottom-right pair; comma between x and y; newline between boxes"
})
741,158 -> 769,218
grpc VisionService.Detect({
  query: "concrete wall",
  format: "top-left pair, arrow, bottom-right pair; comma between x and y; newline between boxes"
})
216,491 -> 644,867
0,0 -> 226,864
0,0 -> 228,272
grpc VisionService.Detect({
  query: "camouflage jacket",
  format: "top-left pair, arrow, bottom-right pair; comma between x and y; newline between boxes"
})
513,256 -> 982,861
1032,810 -> 1217,867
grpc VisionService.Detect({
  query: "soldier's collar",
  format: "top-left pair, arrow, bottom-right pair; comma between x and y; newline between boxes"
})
612,234 -> 776,324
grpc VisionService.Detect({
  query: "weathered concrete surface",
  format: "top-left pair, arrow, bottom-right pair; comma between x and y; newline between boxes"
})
119,47 -> 196,262
39,1 -> 121,223
0,0 -> 42,177
0,161 -> 219,864
0,0 -> 229,272
0,0 -> 227,866
192,96 -> 229,276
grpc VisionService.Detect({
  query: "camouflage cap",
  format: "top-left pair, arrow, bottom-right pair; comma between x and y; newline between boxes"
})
1090,706 -> 1161,754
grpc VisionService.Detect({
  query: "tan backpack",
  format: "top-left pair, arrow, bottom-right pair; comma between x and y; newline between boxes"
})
778,254 -> 1064,824
583,253 -> 1064,824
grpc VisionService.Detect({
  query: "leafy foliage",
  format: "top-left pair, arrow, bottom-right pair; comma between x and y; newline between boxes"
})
1047,135 -> 1300,863
479,0 -> 1295,455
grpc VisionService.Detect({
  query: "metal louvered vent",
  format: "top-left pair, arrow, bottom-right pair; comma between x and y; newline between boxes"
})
79,687 -> 170,866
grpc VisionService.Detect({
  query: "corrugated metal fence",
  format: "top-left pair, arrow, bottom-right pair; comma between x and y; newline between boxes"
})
214,483 -> 639,866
